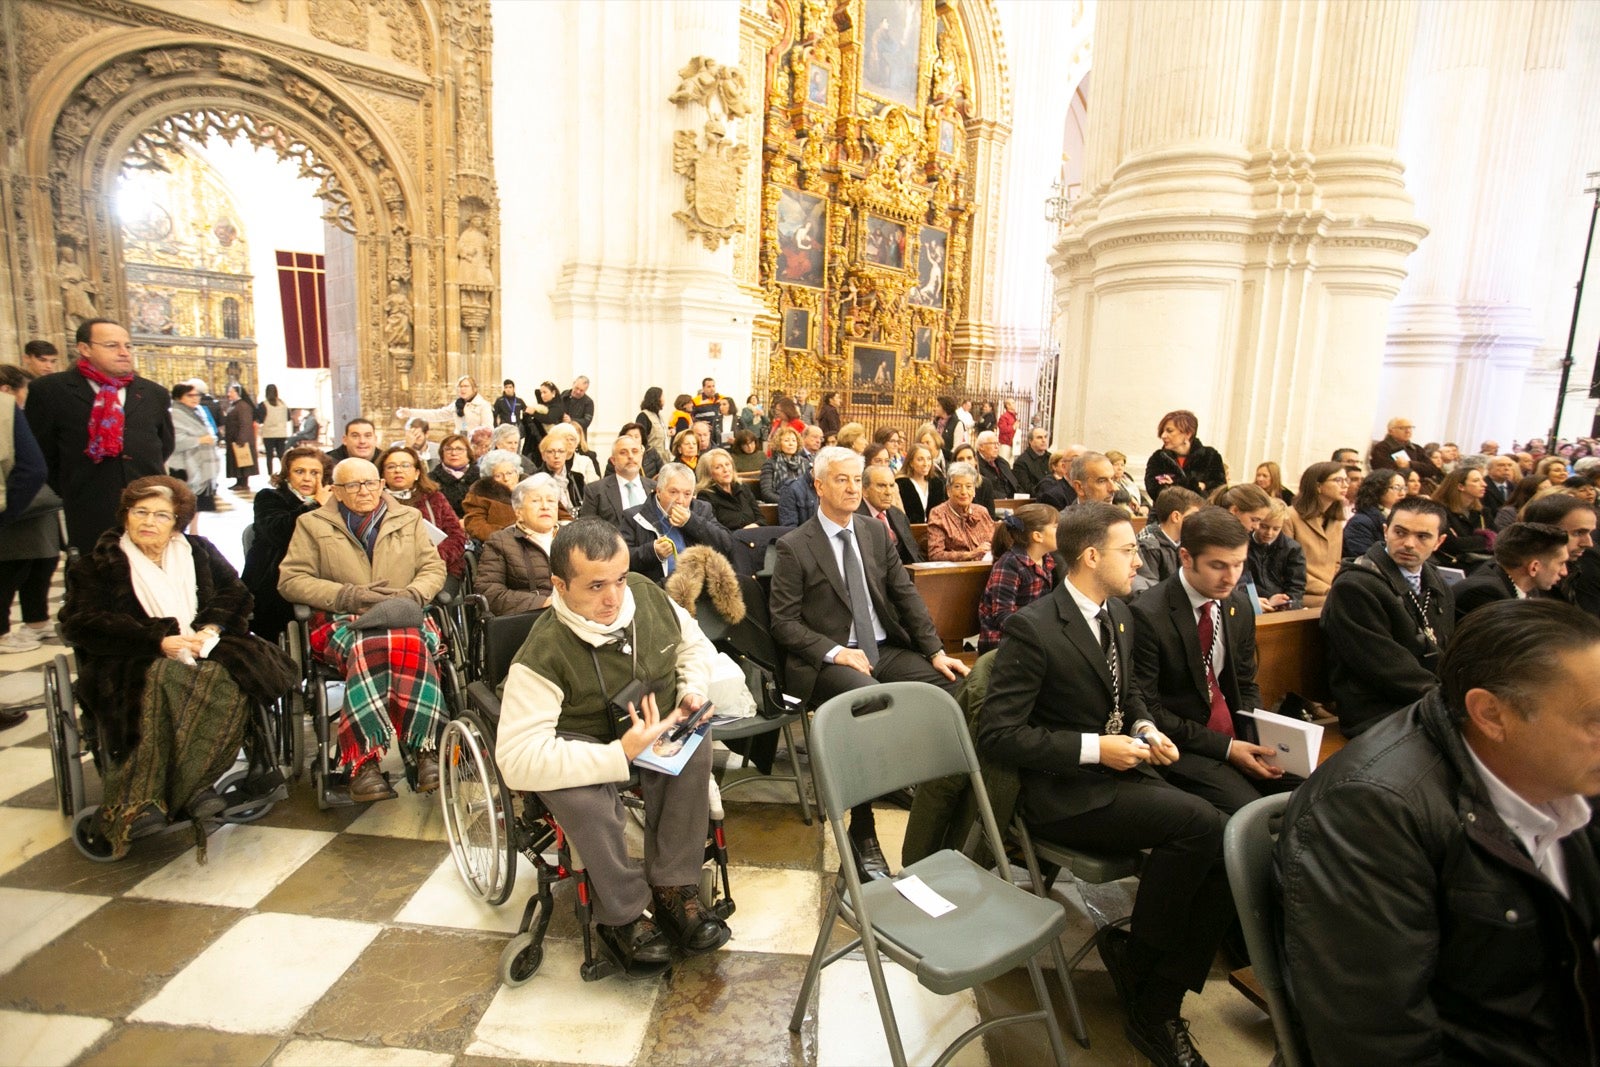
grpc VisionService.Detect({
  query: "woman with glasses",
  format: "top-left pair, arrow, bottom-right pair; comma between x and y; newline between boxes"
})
429,433 -> 477,517
1284,462 -> 1350,607
168,382 -> 220,516
377,445 -> 468,579
61,476 -> 297,857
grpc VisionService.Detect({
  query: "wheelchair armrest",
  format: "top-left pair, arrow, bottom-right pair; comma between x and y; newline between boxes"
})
292,603 -> 312,621
466,680 -> 502,722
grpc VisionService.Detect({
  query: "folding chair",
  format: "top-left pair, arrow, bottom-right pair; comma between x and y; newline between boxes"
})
789,682 -> 1071,1067
1224,792 -> 1306,1067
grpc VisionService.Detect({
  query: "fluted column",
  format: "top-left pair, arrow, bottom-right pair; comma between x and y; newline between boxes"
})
1052,0 -> 1424,479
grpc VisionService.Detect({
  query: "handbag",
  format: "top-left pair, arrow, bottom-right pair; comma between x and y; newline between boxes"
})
230,442 -> 253,466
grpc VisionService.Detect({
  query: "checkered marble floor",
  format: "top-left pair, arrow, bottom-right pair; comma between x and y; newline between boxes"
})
0,482 -> 1276,1066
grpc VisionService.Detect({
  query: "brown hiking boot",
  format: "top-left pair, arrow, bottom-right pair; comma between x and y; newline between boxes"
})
651,884 -> 730,954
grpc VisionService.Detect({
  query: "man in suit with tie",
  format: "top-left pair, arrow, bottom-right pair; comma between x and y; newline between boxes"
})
1483,454 -> 1518,515
770,447 -> 967,878
978,502 -> 1231,1067
25,319 -> 173,552
1130,507 -> 1287,815
621,463 -> 738,582
583,434 -> 656,529
858,462 -> 922,564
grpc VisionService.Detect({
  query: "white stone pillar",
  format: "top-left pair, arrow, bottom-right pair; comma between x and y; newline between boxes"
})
1053,0 -> 1424,479
492,0 -> 759,444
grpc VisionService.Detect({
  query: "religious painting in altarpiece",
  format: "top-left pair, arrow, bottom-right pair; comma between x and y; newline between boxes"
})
758,0 -> 975,427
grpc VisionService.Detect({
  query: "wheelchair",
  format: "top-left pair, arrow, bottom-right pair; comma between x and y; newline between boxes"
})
438,609 -> 735,986
44,652 -> 291,862
283,593 -> 472,809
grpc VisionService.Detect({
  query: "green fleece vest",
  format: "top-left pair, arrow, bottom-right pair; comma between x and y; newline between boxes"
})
515,573 -> 683,742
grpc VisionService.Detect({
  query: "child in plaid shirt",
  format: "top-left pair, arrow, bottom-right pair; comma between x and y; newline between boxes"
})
978,503 -> 1060,653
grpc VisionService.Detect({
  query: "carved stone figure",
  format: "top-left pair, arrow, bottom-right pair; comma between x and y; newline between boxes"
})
309,0 -> 369,49
458,214 -> 493,287
58,246 -> 97,328
384,279 -> 413,351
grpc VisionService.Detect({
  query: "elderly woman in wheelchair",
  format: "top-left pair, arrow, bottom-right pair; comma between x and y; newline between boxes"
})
492,518 -> 731,975
475,472 -> 559,617
60,476 -> 297,859
277,457 -> 449,804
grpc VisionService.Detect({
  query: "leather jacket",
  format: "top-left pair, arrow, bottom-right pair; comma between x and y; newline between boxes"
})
1278,690 -> 1600,1066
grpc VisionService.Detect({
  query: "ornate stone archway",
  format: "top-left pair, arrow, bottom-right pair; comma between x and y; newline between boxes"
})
0,0 -> 499,425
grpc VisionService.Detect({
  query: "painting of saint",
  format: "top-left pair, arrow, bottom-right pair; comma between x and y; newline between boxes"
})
783,307 -> 811,351
775,187 -> 827,289
806,64 -> 829,107
913,326 -> 933,363
861,0 -> 922,107
863,215 -> 906,270
909,226 -> 946,307
852,344 -> 896,405
939,120 -> 957,155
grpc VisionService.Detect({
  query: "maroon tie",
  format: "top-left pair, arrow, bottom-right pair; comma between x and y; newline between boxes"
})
876,509 -> 896,544
1196,601 -> 1235,737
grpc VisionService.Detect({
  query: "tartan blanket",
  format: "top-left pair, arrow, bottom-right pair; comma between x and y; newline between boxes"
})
311,614 -> 445,769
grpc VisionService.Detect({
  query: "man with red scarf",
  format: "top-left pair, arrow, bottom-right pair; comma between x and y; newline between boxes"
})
25,319 -> 174,551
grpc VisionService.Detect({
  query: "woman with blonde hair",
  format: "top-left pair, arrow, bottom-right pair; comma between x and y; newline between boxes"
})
1283,462 -> 1349,607
1253,461 -> 1294,505
759,424 -> 807,503
836,422 -> 870,454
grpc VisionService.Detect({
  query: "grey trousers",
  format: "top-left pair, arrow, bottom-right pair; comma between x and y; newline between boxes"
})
537,737 -> 713,927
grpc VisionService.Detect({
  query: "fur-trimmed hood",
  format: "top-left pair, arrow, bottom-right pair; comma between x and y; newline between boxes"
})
664,545 -> 745,624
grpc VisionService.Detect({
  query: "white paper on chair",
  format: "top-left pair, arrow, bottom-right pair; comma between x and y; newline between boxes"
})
1237,708 -> 1324,778
892,874 -> 956,917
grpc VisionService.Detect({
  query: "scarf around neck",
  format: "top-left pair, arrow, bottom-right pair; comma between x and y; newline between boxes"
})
78,360 -> 135,462
340,499 -> 388,559
551,580 -> 638,648
120,532 -> 198,636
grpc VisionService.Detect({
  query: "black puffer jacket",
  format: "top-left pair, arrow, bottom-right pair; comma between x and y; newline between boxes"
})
1278,690 -> 1600,1066
1321,544 -> 1455,736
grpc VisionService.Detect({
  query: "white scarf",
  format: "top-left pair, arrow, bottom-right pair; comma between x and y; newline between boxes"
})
120,532 -> 199,636
550,581 -> 637,649
515,523 -> 555,556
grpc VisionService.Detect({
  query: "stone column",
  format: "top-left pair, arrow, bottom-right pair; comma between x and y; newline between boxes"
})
1052,0 -> 1425,479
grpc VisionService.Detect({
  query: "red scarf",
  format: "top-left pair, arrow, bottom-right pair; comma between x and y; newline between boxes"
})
77,360 -> 134,463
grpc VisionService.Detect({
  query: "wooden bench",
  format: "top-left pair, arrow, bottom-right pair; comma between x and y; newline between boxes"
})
910,523 -> 928,557
908,561 -> 991,654
759,502 -> 779,525
1255,607 -> 1328,709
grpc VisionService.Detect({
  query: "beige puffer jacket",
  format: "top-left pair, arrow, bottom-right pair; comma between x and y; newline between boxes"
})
277,495 -> 446,611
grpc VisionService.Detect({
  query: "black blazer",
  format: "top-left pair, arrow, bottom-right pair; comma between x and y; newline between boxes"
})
580,472 -> 656,529
769,514 -> 941,702
977,584 -> 1156,825
621,496 -> 738,581
1452,565 -> 1519,623
1129,576 -> 1261,763
26,370 -> 174,551
896,476 -> 945,524
857,502 -> 923,564
1143,438 -> 1227,501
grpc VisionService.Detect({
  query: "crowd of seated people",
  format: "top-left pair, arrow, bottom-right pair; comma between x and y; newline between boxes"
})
19,328 -> 1600,1067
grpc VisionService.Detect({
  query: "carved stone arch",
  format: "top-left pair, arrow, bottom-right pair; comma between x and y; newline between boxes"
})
939,0 -> 1010,128
20,33 -> 434,413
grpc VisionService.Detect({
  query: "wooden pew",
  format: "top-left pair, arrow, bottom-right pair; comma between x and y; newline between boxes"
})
736,470 -> 761,484
910,523 -> 928,558
759,502 -> 779,525
1254,607 -> 1327,709
908,561 -> 991,654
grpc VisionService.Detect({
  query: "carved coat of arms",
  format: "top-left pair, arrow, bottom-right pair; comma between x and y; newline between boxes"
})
669,57 -> 751,251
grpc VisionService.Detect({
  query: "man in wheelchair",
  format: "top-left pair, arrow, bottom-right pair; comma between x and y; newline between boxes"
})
494,518 -> 730,974
277,457 -> 449,803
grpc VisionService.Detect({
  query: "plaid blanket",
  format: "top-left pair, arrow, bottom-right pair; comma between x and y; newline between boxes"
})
312,614 -> 445,769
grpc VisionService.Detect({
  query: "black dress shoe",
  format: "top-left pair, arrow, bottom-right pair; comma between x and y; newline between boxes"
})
0,707 -> 27,731
1096,925 -> 1138,1008
850,834 -> 891,882
596,915 -> 673,974
652,884 -> 730,955
349,762 -> 397,803
1124,1013 -> 1208,1067
414,753 -> 440,794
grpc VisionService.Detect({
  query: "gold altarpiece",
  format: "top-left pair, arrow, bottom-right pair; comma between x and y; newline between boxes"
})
749,0 -> 1009,429
0,0 -> 499,429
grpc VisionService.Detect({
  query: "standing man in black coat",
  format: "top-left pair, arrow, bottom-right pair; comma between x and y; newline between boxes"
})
1131,507 -> 1286,814
1011,427 -> 1052,496
26,319 -> 173,552
1321,496 -> 1456,736
978,502 -> 1231,1067
560,376 -> 594,432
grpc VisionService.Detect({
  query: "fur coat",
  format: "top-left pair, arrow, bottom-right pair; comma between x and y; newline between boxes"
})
462,476 -> 516,542
60,530 -> 297,762
663,545 -> 745,624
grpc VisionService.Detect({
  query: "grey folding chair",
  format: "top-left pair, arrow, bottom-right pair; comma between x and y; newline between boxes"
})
1224,792 -> 1306,1067
788,682 -> 1071,1067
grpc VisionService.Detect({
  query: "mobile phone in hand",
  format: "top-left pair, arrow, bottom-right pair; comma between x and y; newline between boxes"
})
667,700 -> 715,743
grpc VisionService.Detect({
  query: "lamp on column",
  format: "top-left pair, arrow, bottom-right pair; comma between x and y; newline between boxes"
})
1550,171 -> 1600,445
1044,179 -> 1079,231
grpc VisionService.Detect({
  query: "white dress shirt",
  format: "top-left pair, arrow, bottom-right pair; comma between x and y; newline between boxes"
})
1062,579 -> 1153,765
1466,745 -> 1590,901
817,511 -> 886,662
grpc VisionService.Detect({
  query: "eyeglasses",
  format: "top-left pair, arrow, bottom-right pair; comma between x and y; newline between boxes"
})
88,341 -> 133,353
382,462 -> 416,471
335,480 -> 382,492
129,507 -> 175,523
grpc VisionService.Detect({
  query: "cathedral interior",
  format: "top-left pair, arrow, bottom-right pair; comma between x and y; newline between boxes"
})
0,1 -> 1597,1065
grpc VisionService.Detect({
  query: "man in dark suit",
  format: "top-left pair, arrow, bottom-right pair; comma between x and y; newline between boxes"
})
583,434 -> 655,529
1130,507 -> 1286,814
26,319 -> 173,551
1525,494 -> 1599,619
1011,427 -> 1052,495
1453,521 -> 1569,623
1322,496 -> 1456,736
858,463 -> 922,564
978,502 -> 1230,1067
975,431 -> 1017,497
1482,454 -> 1518,515
770,447 -> 967,877
621,463 -> 737,581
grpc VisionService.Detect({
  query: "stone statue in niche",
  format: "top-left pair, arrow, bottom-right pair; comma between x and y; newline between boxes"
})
57,246 -> 97,329
457,215 -> 494,287
669,57 -> 752,251
384,280 -> 413,352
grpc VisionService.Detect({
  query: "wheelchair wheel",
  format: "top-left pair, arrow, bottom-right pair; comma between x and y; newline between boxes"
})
71,808 -> 117,863
499,931 -> 543,986
43,658 -> 76,818
440,711 -> 516,905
